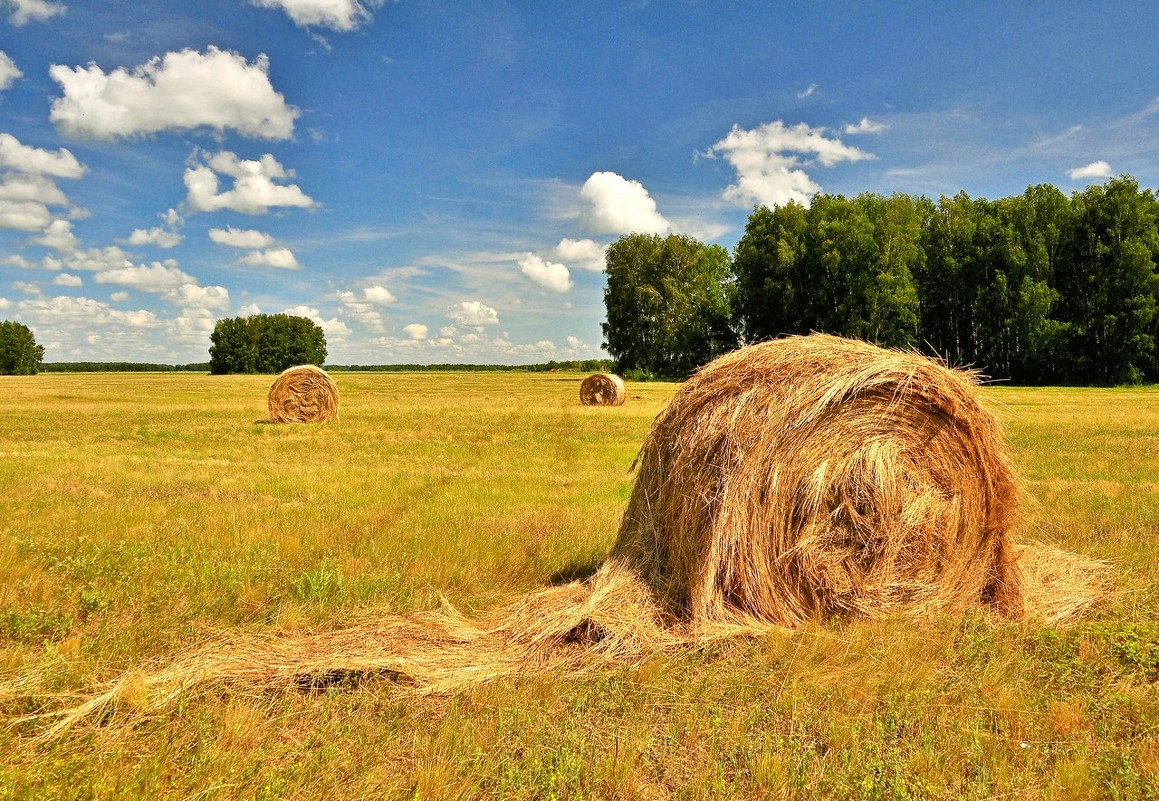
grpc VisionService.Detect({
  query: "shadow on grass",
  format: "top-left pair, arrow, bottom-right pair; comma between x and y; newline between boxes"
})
547,556 -> 604,586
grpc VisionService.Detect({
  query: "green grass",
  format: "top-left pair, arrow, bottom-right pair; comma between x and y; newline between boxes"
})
1,372 -> 1157,800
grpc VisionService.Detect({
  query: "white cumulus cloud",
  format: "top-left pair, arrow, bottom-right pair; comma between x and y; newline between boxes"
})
94,260 -> 196,292
283,304 -> 351,339
0,50 -> 21,90
402,323 -> 427,340
0,199 -> 52,230
17,295 -> 160,329
45,245 -> 130,273
704,120 -> 875,208
4,0 -> 65,26
551,238 -> 607,272
33,219 -> 77,251
336,289 -> 385,331
51,272 -> 81,287
362,285 -> 396,304
0,174 -> 68,206
164,283 -> 229,311
0,132 -> 85,178
238,247 -> 300,269
843,117 -> 888,135
252,0 -> 383,31
446,300 -> 499,327
185,151 -> 315,214
518,252 -> 572,293
208,226 -> 275,248
49,47 -> 298,141
2,254 -> 31,268
1067,161 -> 1113,181
580,171 -> 669,235
128,226 -> 183,248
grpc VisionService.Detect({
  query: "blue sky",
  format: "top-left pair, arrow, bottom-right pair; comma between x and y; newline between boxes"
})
0,0 -> 1156,364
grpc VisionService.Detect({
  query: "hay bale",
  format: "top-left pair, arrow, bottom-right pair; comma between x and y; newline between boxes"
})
267,365 -> 338,424
609,333 -> 1025,626
580,373 -> 626,406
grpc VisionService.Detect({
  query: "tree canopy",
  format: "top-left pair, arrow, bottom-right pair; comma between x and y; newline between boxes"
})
0,321 -> 45,376
602,233 -> 736,378
209,314 -> 327,375
605,175 -> 1159,385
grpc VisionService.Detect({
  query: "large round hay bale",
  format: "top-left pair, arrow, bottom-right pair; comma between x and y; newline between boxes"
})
610,333 -> 1023,627
267,365 -> 339,424
580,373 -> 626,406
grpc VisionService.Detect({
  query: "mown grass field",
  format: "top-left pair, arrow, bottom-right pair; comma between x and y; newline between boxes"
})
1,371 -> 1158,800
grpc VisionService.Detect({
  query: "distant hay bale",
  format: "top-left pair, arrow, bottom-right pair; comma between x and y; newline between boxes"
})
610,334 -> 1027,627
580,373 -> 626,406
267,365 -> 338,424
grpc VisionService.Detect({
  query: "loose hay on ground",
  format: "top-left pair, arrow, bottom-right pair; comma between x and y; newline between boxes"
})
8,334 -> 1107,740
266,365 -> 339,424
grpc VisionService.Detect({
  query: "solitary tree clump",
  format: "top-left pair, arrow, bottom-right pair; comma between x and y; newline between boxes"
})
0,321 -> 45,375
209,314 -> 327,374
602,233 -> 736,378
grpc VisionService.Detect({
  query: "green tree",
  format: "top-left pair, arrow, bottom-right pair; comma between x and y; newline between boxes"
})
737,193 -> 921,349
0,321 -> 45,375
209,314 -> 327,374
731,201 -> 809,342
602,233 -> 736,377
1056,177 -> 1159,384
858,193 -> 924,348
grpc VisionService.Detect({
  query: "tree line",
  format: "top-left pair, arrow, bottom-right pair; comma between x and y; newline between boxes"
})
604,176 -> 1159,384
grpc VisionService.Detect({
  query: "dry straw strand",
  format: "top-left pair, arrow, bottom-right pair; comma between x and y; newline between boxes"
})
8,334 -> 1107,741
267,365 -> 339,424
579,373 -> 626,406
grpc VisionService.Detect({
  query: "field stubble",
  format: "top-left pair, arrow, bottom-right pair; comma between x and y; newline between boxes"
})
0,372 -> 1157,799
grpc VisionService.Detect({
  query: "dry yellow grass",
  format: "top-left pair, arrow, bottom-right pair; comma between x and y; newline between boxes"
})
8,335 -> 1107,742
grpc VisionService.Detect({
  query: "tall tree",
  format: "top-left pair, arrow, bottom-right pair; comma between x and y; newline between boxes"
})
602,233 -> 736,377
731,201 -> 809,342
858,193 -> 924,348
1057,177 -> 1159,384
0,321 -> 45,375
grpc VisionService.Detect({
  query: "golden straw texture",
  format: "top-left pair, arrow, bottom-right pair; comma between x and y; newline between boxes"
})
579,373 -> 626,406
267,365 -> 339,424
610,333 -> 1101,627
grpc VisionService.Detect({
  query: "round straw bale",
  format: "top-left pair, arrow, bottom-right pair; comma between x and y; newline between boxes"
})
610,333 -> 1023,627
580,373 -> 626,406
267,365 -> 339,424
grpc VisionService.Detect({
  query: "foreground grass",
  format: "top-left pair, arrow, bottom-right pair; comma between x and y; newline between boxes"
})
0,372 -> 1157,800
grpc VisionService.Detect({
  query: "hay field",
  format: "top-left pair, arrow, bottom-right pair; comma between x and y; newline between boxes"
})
1,371 -> 1157,799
